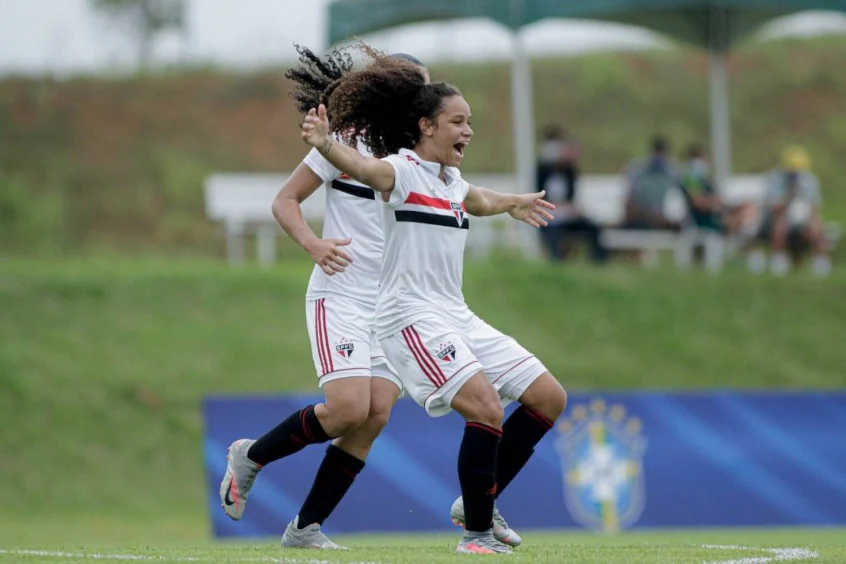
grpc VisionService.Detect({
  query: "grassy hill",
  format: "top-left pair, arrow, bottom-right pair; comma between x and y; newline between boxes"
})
1,36 -> 846,255
1,257 -> 845,540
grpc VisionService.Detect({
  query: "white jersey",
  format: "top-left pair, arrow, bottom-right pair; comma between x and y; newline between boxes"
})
376,148 -> 474,338
303,141 -> 383,308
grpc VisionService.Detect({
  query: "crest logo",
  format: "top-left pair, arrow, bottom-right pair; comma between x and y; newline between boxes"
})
436,342 -> 456,362
555,399 -> 647,533
450,201 -> 465,226
335,338 -> 354,359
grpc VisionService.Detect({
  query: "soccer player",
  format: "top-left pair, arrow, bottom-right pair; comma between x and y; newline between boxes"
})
218,48 -> 433,550
295,45 -> 568,554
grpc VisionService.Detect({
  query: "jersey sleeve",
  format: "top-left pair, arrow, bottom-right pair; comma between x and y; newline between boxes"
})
302,147 -> 341,183
381,154 -> 416,207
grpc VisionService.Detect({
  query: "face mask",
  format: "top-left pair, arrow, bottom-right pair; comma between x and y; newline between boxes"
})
690,158 -> 709,177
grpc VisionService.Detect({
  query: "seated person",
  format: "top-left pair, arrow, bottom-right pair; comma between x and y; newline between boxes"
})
680,144 -> 756,236
750,145 -> 831,277
536,141 -> 606,263
623,136 -> 686,231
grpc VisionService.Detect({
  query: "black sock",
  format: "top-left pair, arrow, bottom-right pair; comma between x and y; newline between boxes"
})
458,422 -> 501,533
296,444 -> 365,528
247,405 -> 331,466
495,406 -> 554,498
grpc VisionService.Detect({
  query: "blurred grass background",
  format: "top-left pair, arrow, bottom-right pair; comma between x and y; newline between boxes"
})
2,257 -> 845,541
1,36 -> 845,258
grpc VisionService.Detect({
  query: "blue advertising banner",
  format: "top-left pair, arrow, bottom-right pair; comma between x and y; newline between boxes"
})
203,392 -> 846,538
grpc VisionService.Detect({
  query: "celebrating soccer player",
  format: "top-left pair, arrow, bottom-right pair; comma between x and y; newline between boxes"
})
294,44 -> 568,554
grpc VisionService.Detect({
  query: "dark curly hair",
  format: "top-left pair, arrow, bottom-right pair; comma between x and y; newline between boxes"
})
286,43 -> 461,158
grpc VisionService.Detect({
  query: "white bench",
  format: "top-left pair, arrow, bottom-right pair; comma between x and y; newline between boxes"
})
204,172 -> 838,268
599,174 -> 767,271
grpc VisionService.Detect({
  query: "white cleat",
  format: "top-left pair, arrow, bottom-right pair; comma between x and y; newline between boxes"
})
281,516 -> 347,550
450,496 -> 523,547
219,439 -> 262,521
455,529 -> 512,554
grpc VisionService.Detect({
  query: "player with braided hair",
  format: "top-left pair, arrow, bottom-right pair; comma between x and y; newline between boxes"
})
296,44 -> 568,555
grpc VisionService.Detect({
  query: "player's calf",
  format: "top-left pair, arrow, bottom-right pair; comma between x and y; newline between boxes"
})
451,372 -> 503,537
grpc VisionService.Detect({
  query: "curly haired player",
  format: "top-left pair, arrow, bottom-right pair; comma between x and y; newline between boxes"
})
295,44 -> 568,555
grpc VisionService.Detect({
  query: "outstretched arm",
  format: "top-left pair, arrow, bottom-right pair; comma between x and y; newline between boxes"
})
465,185 -> 555,228
301,104 -> 395,194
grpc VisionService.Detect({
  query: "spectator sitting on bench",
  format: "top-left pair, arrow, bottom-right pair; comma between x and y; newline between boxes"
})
622,136 -> 686,231
747,145 -> 832,277
680,143 -> 757,237
536,130 -> 607,263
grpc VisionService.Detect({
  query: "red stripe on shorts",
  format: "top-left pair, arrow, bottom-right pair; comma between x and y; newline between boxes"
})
316,299 -> 334,375
314,300 -> 327,375
407,325 -> 447,385
321,299 -> 334,373
401,327 -> 445,388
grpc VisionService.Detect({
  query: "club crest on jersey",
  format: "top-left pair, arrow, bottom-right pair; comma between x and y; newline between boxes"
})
436,342 -> 457,362
335,338 -> 354,359
450,202 -> 465,226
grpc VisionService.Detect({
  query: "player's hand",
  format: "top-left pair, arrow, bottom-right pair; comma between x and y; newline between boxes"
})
301,104 -> 332,153
305,237 -> 353,276
509,190 -> 555,228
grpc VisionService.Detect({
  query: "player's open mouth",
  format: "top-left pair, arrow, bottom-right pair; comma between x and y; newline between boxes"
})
452,142 -> 467,159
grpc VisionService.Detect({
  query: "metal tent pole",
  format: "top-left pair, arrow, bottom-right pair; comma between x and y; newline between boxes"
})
510,28 -> 541,258
708,8 -> 732,191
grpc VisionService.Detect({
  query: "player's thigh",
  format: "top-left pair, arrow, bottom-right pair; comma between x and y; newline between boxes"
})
466,316 -> 549,404
450,370 -> 505,428
305,296 -> 373,385
369,330 -> 404,399
366,376 -> 402,430
379,317 -> 482,418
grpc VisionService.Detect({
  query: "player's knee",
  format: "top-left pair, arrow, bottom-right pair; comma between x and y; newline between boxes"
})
324,398 -> 370,435
360,408 -> 391,441
549,384 -> 568,419
468,395 -> 504,428
521,373 -> 568,421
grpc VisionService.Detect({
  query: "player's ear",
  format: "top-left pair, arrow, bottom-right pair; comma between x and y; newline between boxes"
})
419,117 -> 435,138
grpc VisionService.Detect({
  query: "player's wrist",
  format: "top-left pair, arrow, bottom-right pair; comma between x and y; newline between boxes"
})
317,137 -> 333,156
302,236 -> 322,255
506,194 -> 520,214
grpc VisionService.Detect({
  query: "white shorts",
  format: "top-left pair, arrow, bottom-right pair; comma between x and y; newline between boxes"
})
305,296 -> 402,390
380,314 -> 547,417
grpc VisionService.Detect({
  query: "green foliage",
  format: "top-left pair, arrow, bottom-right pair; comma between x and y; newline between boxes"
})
0,174 -> 67,254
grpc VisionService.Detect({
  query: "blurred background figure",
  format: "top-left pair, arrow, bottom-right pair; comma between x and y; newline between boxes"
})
680,143 -> 757,237
622,136 -> 687,231
536,127 -> 606,263
747,145 -> 831,277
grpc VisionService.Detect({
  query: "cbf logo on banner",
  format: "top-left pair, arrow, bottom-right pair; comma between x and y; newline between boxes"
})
555,399 -> 647,533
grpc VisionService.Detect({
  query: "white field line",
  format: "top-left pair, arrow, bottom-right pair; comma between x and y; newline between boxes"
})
0,549 -> 381,564
702,544 -> 819,564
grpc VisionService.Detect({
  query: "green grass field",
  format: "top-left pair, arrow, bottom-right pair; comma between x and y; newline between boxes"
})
1,258 -> 845,561
1,527 -> 844,563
